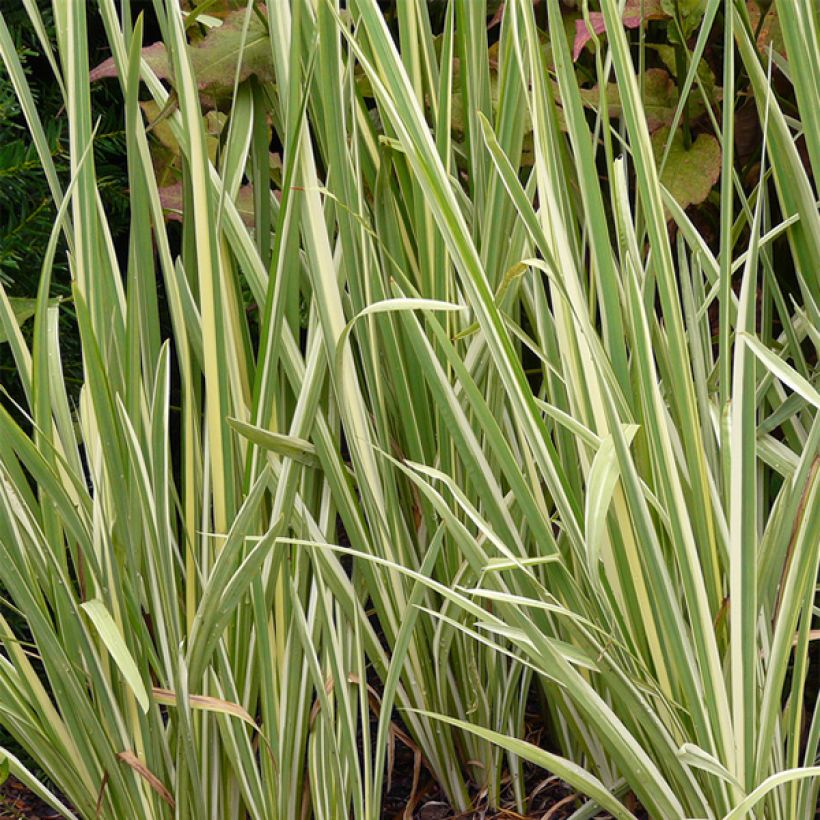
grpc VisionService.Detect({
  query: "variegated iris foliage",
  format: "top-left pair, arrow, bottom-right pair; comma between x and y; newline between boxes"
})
0,1 -> 818,818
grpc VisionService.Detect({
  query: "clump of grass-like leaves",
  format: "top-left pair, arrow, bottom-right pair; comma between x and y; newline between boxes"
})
0,1 -> 818,818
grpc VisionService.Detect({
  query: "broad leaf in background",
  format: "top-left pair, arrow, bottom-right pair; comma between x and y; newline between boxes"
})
747,2 -> 786,57
91,7 -> 274,106
661,0 -> 708,39
652,44 -> 723,103
158,182 -> 256,226
652,125 -> 721,212
572,0 -> 666,60
91,40 -> 170,84
581,68 -> 690,132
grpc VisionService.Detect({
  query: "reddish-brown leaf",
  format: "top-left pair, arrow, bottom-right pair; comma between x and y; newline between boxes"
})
158,183 -> 256,226
116,751 -> 175,809
91,7 -> 273,105
572,0 -> 666,61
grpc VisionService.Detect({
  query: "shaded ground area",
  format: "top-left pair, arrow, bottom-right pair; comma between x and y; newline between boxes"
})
0,768 -> 622,820
381,735 -> 643,819
0,778 -> 61,819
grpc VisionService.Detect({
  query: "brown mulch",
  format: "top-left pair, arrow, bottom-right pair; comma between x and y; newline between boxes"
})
380,730 -> 631,820
0,778 -> 61,819
0,770 -> 615,820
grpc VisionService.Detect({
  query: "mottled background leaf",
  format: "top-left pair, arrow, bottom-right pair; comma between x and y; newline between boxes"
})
652,126 -> 721,213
